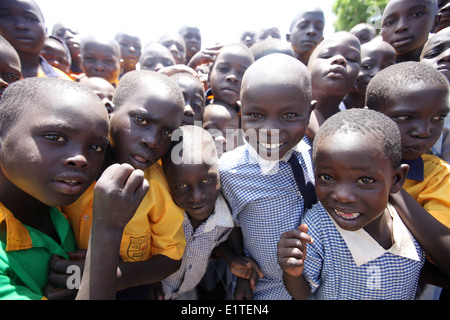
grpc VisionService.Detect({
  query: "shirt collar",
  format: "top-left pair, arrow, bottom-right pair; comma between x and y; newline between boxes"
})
0,203 -> 33,251
330,203 -> 420,267
245,138 -> 311,175
402,157 -> 424,181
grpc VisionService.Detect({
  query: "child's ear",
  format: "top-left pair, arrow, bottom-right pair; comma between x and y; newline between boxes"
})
390,163 -> 409,194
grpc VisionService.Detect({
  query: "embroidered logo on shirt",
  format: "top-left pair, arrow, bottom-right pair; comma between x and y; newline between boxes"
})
126,233 -> 149,261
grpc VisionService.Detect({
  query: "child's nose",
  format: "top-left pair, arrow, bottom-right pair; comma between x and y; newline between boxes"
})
225,74 -> 239,83
331,54 -> 347,66
331,184 -> 357,204
394,16 -> 409,33
66,154 -> 88,168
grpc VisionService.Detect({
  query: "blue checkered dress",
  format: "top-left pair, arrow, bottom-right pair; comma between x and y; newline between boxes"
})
301,203 -> 425,300
219,138 -> 315,299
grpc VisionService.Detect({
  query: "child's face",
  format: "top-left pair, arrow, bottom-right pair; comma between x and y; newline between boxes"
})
421,27 -> 450,82
164,160 -> 220,225
380,85 -> 449,161
308,33 -> 361,98
81,41 -> 121,85
315,132 -> 404,232
41,38 -> 71,74
289,11 -> 325,56
241,77 -> 312,160
139,44 -> 175,72
203,105 -> 240,157
108,81 -> 184,171
381,0 -> 437,57
436,0 -> 450,32
0,88 -> 109,207
180,27 -> 201,59
209,46 -> 253,107
115,33 -> 141,71
255,27 -> 281,42
353,41 -> 396,97
0,45 -> 21,99
0,0 -> 46,54
82,77 -> 116,114
159,34 -> 186,65
176,76 -> 205,126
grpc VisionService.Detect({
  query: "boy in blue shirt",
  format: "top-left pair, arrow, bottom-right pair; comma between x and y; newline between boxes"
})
219,53 -> 316,299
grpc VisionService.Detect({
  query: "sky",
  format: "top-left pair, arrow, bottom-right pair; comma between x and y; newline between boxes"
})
34,0 -> 338,48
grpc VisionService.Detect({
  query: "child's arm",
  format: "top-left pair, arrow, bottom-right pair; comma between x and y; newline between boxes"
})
390,189 -> 450,279
76,164 -> 149,300
277,224 -> 313,300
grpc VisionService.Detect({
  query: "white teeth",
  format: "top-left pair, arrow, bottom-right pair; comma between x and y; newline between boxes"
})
64,180 -> 79,185
260,142 -> 282,149
335,210 -> 360,220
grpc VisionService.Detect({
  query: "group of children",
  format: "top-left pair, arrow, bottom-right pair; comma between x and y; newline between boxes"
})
0,0 -> 449,300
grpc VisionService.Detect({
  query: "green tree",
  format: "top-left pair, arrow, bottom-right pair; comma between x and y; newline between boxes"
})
332,0 -> 389,32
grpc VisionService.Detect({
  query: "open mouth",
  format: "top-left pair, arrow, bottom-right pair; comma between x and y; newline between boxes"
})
52,177 -> 87,195
258,142 -> 284,150
334,209 -> 361,220
391,37 -> 413,48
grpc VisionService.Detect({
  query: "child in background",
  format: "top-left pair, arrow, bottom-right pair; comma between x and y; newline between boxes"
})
155,125 -> 234,300
278,108 -> 424,300
343,39 -> 396,110
381,0 -> 439,63
0,35 -> 22,99
41,36 -> 72,75
286,7 -> 325,65
240,30 -> 255,48
250,38 -> 295,61
169,70 -> 205,126
158,33 -> 186,65
206,43 -> 254,115
254,27 -> 281,43
349,23 -> 377,44
179,25 -> 202,65
203,103 -> 241,158
51,21 -> 82,77
0,0 -> 70,79
80,76 -> 116,114
139,42 -> 175,72
435,0 -> 450,32
54,70 -> 187,300
219,53 -> 316,299
79,35 -> 122,87
306,31 -> 361,140
0,77 -> 114,299
420,27 -> 450,163
115,31 -> 142,76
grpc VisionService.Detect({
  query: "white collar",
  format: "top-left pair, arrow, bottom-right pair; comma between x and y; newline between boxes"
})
330,203 -> 420,267
245,139 -> 311,176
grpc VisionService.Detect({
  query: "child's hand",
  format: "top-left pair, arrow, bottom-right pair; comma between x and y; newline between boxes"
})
230,256 -> 264,290
93,163 -> 149,230
277,224 -> 313,278
234,277 -> 253,300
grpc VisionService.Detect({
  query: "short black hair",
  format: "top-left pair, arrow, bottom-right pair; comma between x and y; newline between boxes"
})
0,77 -> 102,133
112,70 -> 184,109
313,108 -> 402,168
366,61 -> 449,112
250,38 -> 295,61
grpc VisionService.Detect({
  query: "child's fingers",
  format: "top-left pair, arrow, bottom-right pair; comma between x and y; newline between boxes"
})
121,168 -> 149,196
298,223 -> 314,244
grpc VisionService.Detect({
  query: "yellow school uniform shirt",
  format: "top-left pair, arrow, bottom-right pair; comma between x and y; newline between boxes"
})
63,161 -> 186,262
403,154 -> 450,228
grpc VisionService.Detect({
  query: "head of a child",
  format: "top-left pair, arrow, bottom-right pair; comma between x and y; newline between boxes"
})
80,35 -> 122,86
139,42 -> 175,72
240,30 -> 255,48
349,39 -> 396,100
0,35 -> 21,99
435,0 -> 450,32
158,33 -> 186,65
209,43 -> 254,108
381,0 -> 439,62
170,71 -> 205,126
250,38 -> 295,61
51,22 -> 81,72
80,76 -> 116,114
179,25 -> 201,62
240,53 -> 314,161
420,26 -> 450,82
312,108 -> 407,232
287,7 -> 325,64
202,103 -> 240,157
41,36 -> 72,74
115,31 -> 142,74
162,125 -> 219,228
0,77 -> 109,207
0,0 -> 46,58
366,61 -> 449,161
109,70 -> 185,171
308,31 -> 361,107
254,27 -> 281,43
349,23 -> 377,44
